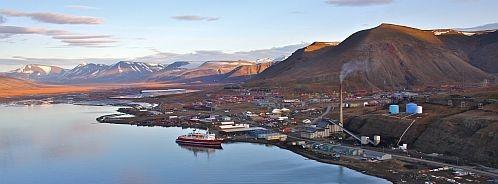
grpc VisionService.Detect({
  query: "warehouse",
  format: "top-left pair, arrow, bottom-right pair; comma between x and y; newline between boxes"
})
363,150 -> 392,160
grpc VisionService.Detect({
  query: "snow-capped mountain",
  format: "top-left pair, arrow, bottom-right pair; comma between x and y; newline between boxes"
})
105,61 -> 164,74
57,61 -> 165,83
149,60 -> 259,82
10,64 -> 64,75
60,63 -> 109,80
6,64 -> 66,81
430,29 -> 493,36
162,61 -> 191,71
4,60 -> 274,84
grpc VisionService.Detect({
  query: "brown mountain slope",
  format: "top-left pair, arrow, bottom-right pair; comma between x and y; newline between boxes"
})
439,30 -> 498,73
224,62 -> 273,79
0,76 -> 92,98
253,24 -> 491,90
0,76 -> 40,90
304,42 -> 339,52
165,60 -> 254,80
180,61 -> 272,83
149,60 -> 258,83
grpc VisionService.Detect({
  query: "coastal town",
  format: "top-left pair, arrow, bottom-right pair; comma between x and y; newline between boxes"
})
2,1 -> 498,183
3,78 -> 497,183
51,81 -> 496,184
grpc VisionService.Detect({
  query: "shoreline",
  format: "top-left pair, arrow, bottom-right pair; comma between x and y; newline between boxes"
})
97,114 -> 398,183
96,116 -> 424,183
95,105 -> 497,183
96,110 -> 423,183
5,98 -> 493,183
224,138 -> 398,183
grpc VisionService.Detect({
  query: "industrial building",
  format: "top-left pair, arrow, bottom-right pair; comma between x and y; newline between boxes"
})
248,129 -> 287,141
363,150 -> 392,160
218,124 -> 267,134
301,127 -> 329,139
309,143 -> 364,157
300,119 -> 341,139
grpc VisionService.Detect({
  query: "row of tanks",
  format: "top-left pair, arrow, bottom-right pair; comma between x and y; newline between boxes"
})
389,103 -> 422,115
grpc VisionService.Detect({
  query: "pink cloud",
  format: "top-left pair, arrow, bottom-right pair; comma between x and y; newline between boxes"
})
0,9 -> 103,24
0,25 -> 116,47
171,15 -> 220,21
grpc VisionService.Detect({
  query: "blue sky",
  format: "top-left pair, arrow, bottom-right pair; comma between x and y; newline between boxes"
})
0,0 -> 497,70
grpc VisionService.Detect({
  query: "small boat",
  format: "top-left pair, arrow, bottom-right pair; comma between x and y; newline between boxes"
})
176,129 -> 223,148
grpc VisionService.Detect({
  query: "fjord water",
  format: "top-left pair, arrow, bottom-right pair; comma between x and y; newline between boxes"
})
0,104 -> 390,184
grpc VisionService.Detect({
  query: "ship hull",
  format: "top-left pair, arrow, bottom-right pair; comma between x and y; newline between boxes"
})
175,138 -> 223,148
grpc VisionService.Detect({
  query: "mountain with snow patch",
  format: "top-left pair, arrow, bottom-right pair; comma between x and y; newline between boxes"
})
6,64 -> 66,81
59,63 -> 109,81
56,61 -> 165,83
4,60 -> 277,84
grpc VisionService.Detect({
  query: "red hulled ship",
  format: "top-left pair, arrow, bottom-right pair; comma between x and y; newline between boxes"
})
176,130 -> 223,148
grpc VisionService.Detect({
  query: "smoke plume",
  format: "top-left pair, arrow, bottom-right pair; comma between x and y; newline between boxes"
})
339,60 -> 368,82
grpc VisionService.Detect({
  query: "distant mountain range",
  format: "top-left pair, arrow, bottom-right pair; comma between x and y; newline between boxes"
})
4,60 -> 274,84
8,64 -> 65,81
456,22 -> 498,32
3,23 -> 497,90
253,24 -> 497,90
148,60 -> 270,83
58,61 -> 165,83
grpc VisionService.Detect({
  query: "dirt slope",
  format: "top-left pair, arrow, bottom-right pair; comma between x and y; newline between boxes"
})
254,24 -> 492,90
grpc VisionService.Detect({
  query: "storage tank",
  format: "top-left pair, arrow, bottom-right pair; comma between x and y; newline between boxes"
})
389,105 -> 399,114
406,103 -> 418,114
416,106 -> 423,114
400,144 -> 408,150
361,136 -> 369,145
373,135 -> 381,145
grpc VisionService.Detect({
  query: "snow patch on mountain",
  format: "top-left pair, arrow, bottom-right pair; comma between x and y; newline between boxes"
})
37,65 -> 52,74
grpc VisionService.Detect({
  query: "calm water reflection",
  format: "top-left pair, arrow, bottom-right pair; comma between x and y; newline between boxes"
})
0,104 -> 390,184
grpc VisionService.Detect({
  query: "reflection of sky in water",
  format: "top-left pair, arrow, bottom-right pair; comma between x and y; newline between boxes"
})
0,104 -> 390,184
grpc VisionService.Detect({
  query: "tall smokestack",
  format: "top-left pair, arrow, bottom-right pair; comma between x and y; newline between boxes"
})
339,82 -> 343,127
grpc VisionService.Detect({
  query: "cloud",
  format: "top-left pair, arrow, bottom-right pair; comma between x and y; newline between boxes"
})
65,5 -> 99,10
0,25 -> 70,36
0,9 -> 103,24
61,39 -> 115,44
290,11 -> 306,14
0,25 -> 116,47
325,0 -> 393,6
52,35 -> 111,39
0,43 -> 308,72
0,15 -> 5,24
136,43 -> 309,64
60,38 -> 117,47
171,15 -> 220,21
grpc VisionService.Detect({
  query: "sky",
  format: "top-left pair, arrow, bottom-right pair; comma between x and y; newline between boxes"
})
0,0 -> 497,71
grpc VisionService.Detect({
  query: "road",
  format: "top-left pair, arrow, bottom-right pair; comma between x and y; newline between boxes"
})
392,154 -> 498,178
311,105 -> 332,124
